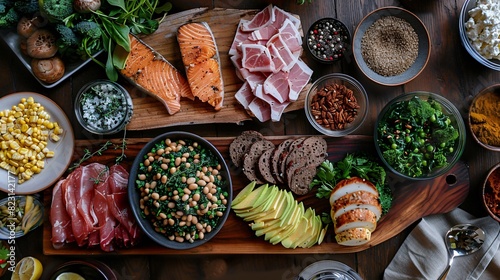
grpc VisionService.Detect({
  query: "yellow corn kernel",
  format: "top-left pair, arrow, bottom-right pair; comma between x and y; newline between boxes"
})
18,166 -> 25,173
27,97 -> 34,104
45,151 -> 54,158
9,141 -> 20,150
0,123 -> 6,133
36,161 -> 44,169
44,121 -> 54,129
11,153 -> 23,161
36,152 -> 45,160
20,123 -> 29,133
1,141 -> 7,150
50,134 -> 60,142
7,160 -> 19,168
0,161 -> 9,170
18,148 -> 29,155
29,115 -> 38,123
53,126 -> 63,135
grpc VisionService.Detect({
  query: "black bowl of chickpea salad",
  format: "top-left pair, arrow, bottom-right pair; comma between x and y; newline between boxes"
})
128,131 -> 232,249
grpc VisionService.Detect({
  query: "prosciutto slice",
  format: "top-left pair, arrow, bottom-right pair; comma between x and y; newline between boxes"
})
248,97 -> 271,122
235,81 -> 255,109
278,19 -> 303,53
77,163 -> 104,233
288,59 -> 313,101
241,44 -> 274,73
62,168 -> 89,246
263,71 -> 290,103
50,180 -> 74,248
241,5 -> 275,31
92,167 -> 116,252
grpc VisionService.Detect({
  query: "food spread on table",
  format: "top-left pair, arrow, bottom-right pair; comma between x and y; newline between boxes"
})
0,1 -> 486,257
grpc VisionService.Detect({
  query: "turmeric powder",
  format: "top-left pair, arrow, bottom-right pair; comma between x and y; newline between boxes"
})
470,91 -> 500,146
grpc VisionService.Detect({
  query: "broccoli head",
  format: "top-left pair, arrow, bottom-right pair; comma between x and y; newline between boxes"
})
407,96 -> 435,122
55,24 -> 79,47
74,21 -> 102,39
14,0 -> 39,15
432,125 -> 459,145
432,153 -> 448,169
0,6 -> 19,28
39,0 -> 73,22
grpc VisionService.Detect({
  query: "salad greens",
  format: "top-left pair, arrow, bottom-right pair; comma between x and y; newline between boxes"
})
376,96 -> 460,178
310,153 -> 393,215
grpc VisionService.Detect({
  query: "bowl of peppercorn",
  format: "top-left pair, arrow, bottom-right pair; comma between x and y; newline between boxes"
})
352,6 -> 431,86
304,73 -> 368,137
305,18 -> 351,64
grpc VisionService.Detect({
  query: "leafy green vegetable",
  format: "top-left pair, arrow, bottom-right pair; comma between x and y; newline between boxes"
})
310,153 -> 392,215
376,95 -> 460,178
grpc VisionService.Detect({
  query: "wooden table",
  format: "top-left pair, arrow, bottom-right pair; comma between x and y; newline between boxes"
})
1,0 -> 500,279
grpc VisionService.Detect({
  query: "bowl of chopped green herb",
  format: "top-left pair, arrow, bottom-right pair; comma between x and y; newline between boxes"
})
374,92 -> 466,180
128,131 -> 232,249
75,80 -> 133,135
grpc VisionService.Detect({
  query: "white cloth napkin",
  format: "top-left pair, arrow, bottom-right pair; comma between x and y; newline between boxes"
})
383,208 -> 500,280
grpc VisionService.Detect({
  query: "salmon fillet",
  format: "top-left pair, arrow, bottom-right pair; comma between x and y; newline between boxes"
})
120,34 -> 193,115
177,22 -> 224,111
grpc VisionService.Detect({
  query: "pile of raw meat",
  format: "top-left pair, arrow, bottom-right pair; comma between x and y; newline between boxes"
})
229,4 -> 313,122
50,163 -> 141,252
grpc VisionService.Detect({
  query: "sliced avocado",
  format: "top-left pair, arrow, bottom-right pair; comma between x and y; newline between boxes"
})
232,181 -> 256,207
232,184 -> 267,211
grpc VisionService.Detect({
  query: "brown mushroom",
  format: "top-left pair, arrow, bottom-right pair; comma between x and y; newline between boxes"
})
73,0 -> 101,13
31,56 -> 65,84
26,29 -> 58,59
17,17 -> 39,38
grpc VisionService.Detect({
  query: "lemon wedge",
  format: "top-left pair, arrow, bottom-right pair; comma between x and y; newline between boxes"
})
55,272 -> 85,280
11,256 -> 43,280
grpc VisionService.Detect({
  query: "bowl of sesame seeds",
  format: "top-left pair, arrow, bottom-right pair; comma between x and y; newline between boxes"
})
352,6 -> 431,86
75,80 -> 133,135
305,18 -> 351,64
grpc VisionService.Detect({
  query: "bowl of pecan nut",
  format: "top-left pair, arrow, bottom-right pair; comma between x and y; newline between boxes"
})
483,162 -> 500,222
304,73 -> 368,137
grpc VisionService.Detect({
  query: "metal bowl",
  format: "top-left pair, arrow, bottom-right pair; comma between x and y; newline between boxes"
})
374,91 -> 466,180
304,73 -> 368,137
128,131 -> 232,249
459,0 -> 500,71
352,6 -> 431,86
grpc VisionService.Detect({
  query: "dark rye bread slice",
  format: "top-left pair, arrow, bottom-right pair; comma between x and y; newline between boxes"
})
271,138 -> 294,184
242,139 -> 275,184
257,148 -> 276,184
289,165 -> 318,195
285,136 -> 328,194
278,137 -> 306,184
229,130 -> 264,167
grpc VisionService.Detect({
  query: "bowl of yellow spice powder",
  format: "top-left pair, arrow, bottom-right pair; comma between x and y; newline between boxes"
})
469,84 -> 500,151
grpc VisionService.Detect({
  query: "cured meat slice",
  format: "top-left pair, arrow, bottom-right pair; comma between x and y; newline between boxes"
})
288,59 -> 313,101
249,25 -> 278,41
241,5 -> 275,31
278,19 -> 303,53
268,44 -> 286,73
235,81 -> 255,109
272,6 -> 301,30
254,84 -> 290,121
241,44 -> 274,73
267,34 -> 298,72
229,20 -> 249,56
93,167 -> 116,252
248,98 -> 271,122
120,34 -> 192,115
263,71 -> 290,103
62,168 -> 89,247
107,165 -> 141,245
50,180 -> 75,248
178,22 -> 225,111
76,163 -> 104,234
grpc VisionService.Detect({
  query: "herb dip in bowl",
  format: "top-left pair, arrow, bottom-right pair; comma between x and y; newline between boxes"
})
75,80 -> 133,135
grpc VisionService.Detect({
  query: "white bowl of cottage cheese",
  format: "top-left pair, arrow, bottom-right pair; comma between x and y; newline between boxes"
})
460,0 -> 500,71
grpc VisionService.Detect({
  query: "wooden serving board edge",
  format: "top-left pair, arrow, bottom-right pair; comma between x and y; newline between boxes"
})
42,135 -> 470,255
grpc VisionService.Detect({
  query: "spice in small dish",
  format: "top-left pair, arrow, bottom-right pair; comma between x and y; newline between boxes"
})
75,80 -> 133,134
469,86 -> 500,148
361,16 -> 419,76
307,18 -> 350,63
483,163 -> 500,221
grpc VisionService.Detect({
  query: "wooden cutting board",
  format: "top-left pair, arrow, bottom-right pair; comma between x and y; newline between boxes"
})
42,135 -> 469,255
124,8 -> 309,130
